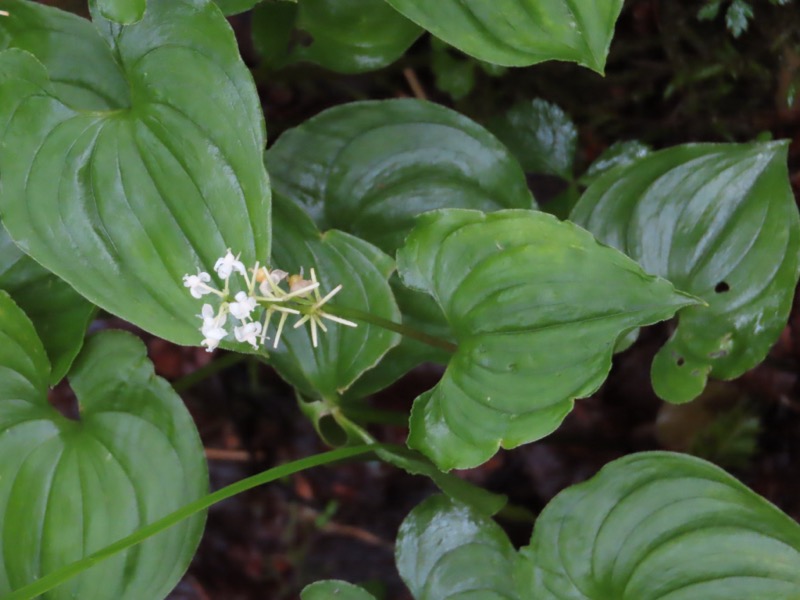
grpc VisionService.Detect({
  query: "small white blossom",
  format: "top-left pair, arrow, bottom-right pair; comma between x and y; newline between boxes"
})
229,291 -> 257,321
214,249 -> 246,279
183,271 -> 213,299
234,321 -> 262,349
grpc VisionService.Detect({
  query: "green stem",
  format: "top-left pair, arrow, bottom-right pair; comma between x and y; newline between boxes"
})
172,352 -> 246,392
324,304 -> 457,354
7,445 -> 382,600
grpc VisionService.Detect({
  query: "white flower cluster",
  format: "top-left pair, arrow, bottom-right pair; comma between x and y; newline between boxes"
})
183,250 -> 357,352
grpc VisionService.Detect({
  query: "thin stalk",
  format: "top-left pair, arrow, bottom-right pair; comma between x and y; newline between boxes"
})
324,304 -> 457,354
7,445 -> 383,600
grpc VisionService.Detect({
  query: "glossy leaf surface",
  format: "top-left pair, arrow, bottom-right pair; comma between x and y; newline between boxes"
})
267,99 -> 532,396
0,0 -> 128,111
395,454 -> 800,600
579,140 -> 651,186
252,0 -> 421,73
522,452 -> 800,599
383,0 -> 624,71
267,99 -> 534,254
0,0 -> 270,346
0,224 -> 95,385
302,580 -> 376,600
571,142 -> 800,403
397,209 -> 697,470
0,294 -> 207,599
395,494 -> 518,600
266,193 -> 400,399
488,98 -> 577,178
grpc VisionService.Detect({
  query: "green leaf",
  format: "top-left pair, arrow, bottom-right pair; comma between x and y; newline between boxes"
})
397,209 -> 698,470
579,140 -> 651,187
488,98 -> 578,179
266,99 -> 534,254
266,193 -> 401,399
726,0 -> 754,37
214,0 -> 264,16
571,142 -> 800,403
91,0 -> 146,24
395,453 -> 800,600
302,580 -> 377,600
0,293 -> 207,599
0,223 -> 95,385
383,0 -> 624,72
267,99 -> 532,396
252,0 -> 422,73
0,0 -> 129,111
395,494 -> 518,600
431,39 -> 477,100
0,0 -> 270,347
522,452 -> 800,599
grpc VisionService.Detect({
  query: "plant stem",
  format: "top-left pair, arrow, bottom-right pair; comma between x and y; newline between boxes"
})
324,304 -> 458,354
7,445 -> 383,600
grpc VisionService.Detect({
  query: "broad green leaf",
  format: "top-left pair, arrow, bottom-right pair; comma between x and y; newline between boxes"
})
394,453 -> 800,600
397,209 -> 697,470
488,98 -> 578,179
579,140 -> 651,187
267,99 -> 532,395
0,0 -> 128,110
522,452 -> 800,599
252,0 -> 422,73
266,99 -> 534,252
266,193 -> 401,399
395,494 -> 518,600
571,142 -> 800,403
302,580 -> 376,600
0,223 -> 95,385
383,0 -> 624,72
91,0 -> 146,24
0,0 -> 270,347
0,293 -> 207,599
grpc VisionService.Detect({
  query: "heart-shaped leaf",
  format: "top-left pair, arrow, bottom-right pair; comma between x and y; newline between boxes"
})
0,292 -> 207,599
571,142 -> 800,403
0,0 -> 270,346
251,0 -> 422,73
393,452 -> 800,600
383,0 -> 624,71
397,209 -> 697,470
266,99 -> 532,395
302,580 -> 376,600
395,494 -> 519,600
265,193 -> 401,399
266,99 -> 534,253
522,452 -> 800,599
0,223 -> 95,385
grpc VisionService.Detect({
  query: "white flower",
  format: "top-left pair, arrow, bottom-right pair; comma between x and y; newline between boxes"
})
214,249 -> 246,279
234,321 -> 262,349
183,271 -> 213,299
199,304 -> 228,352
229,291 -> 257,321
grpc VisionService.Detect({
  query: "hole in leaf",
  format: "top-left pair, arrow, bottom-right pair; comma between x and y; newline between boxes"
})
48,381 -> 81,421
715,281 -> 730,293
676,357 -> 685,367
